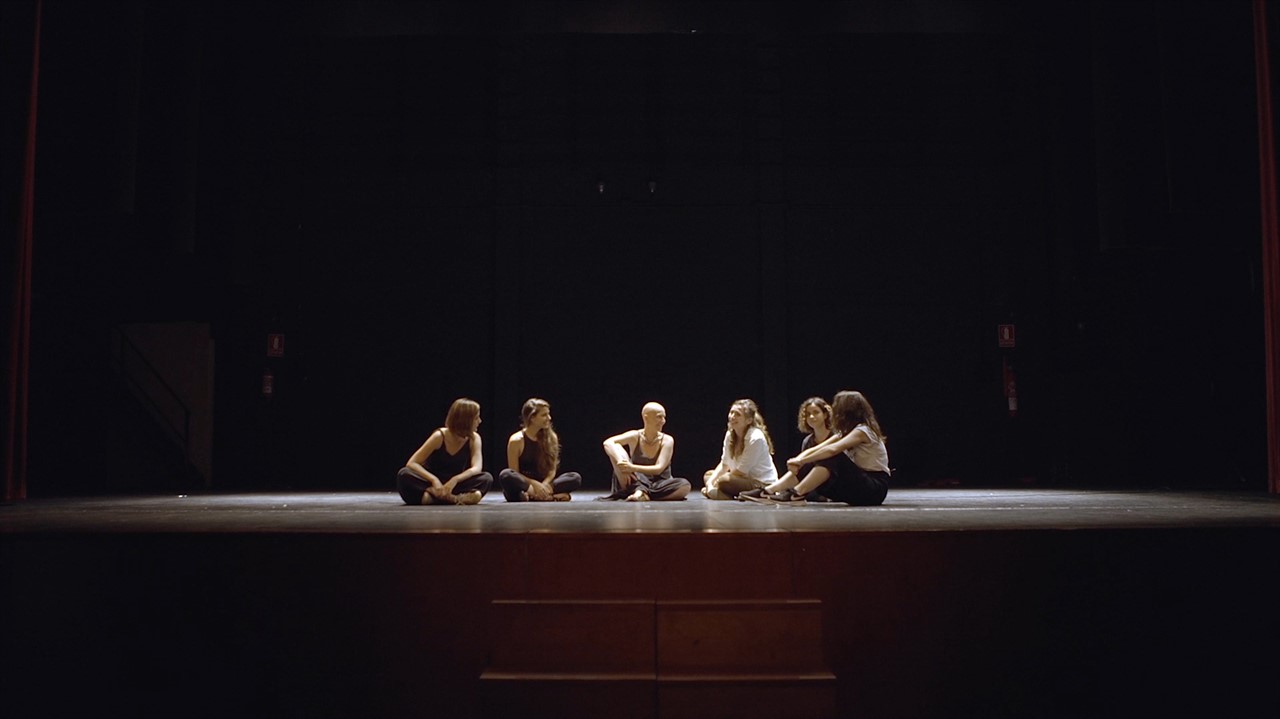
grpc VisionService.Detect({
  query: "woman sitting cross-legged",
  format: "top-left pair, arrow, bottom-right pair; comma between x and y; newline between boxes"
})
498,397 -> 583,502
598,402 -> 691,501
395,398 -> 492,505
701,398 -> 778,500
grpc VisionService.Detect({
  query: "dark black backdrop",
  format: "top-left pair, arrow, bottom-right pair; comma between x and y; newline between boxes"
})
5,0 -> 1268,494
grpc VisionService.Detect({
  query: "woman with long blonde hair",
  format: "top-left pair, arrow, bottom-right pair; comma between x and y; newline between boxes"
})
498,398 -> 582,501
701,399 -> 778,500
396,398 -> 491,505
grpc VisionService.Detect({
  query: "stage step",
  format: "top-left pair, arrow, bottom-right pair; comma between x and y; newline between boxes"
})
657,599 -> 828,674
480,599 -> 835,719
480,674 -> 657,719
485,599 -> 656,675
658,674 -> 837,719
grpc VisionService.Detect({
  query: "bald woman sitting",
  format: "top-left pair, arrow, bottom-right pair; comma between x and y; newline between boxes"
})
599,402 -> 692,501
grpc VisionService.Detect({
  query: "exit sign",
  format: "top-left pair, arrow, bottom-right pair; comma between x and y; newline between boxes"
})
998,325 -> 1016,348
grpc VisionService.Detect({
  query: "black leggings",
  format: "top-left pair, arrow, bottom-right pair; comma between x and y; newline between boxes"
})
498,468 -> 583,501
396,468 -> 494,505
813,453 -> 889,506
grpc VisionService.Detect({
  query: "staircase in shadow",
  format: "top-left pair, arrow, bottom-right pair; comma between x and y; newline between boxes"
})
104,323 -> 212,492
481,599 -> 835,719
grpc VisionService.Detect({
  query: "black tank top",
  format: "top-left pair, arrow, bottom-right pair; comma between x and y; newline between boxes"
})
425,431 -> 471,479
630,435 -> 672,480
800,433 -> 816,453
518,433 -> 546,479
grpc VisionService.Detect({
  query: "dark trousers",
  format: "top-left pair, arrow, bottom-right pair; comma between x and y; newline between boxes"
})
498,468 -> 583,502
396,468 -> 493,506
604,472 -> 691,500
813,453 -> 889,506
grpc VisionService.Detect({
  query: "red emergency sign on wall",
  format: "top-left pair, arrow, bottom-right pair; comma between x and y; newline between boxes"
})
267,333 -> 285,358
997,324 -> 1016,348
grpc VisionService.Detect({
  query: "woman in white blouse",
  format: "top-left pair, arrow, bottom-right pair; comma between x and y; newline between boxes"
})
701,399 -> 779,499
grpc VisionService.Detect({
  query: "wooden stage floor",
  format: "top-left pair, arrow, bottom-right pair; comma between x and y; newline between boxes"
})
5,487 -> 1279,534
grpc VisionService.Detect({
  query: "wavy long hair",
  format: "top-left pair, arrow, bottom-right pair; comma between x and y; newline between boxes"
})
727,398 -> 774,459
795,396 -> 832,436
444,398 -> 480,437
520,397 -> 560,478
831,390 -> 885,442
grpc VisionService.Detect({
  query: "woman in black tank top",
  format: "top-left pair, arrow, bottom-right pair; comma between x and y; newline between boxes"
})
396,398 -> 493,505
498,398 -> 583,501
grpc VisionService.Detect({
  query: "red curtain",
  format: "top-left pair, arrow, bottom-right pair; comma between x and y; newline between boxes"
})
4,0 -> 39,502
1258,0 -> 1280,494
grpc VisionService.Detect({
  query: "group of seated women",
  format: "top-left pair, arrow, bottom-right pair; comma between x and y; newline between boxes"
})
395,392 -> 890,507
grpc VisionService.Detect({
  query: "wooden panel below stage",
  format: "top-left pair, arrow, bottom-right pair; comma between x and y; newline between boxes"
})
2,527 -> 1277,718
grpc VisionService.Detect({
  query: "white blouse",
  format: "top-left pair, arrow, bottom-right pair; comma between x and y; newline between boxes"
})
721,427 -> 779,483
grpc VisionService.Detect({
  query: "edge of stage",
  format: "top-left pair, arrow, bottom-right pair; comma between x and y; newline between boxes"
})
4,487 -> 1279,534
3,488 -> 1278,719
